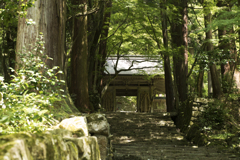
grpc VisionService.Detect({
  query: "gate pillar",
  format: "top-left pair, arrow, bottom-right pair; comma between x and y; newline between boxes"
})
137,88 -> 151,112
102,88 -> 116,112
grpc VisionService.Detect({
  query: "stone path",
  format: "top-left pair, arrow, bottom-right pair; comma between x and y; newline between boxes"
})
105,112 -> 239,160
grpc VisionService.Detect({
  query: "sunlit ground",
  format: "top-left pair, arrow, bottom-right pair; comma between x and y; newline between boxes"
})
107,112 -> 184,144
106,112 -> 239,160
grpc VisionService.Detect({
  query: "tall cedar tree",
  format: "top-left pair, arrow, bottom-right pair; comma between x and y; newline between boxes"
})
160,0 -> 175,112
70,0 -> 94,112
203,0 -> 223,98
16,0 -> 78,112
170,0 -> 192,130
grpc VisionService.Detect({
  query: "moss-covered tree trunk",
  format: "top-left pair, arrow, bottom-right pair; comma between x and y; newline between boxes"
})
16,0 -> 78,113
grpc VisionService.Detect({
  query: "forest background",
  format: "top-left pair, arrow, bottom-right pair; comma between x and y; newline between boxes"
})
1,0 -> 240,150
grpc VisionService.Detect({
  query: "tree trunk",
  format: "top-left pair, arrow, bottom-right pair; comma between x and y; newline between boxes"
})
217,2 -> 237,93
218,27 -> 230,93
70,0 -> 94,112
16,0 -> 78,113
87,0 -> 106,94
161,0 -> 175,112
98,0 -> 112,97
171,0 -> 188,103
7,30 -> 16,77
197,64 -> 204,97
170,0 -> 191,131
203,1 -> 223,98
17,0 -> 66,73
1,29 -> 11,82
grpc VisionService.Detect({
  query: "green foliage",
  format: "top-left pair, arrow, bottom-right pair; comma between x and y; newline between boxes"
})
116,96 -> 136,111
89,91 -> 101,111
197,101 -> 228,131
0,0 -> 36,27
1,0 -> 37,80
0,36 -> 64,134
108,0 -> 163,56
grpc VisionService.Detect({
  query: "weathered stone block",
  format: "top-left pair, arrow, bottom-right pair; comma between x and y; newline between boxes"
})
59,116 -> 89,137
1,130 -> 101,160
88,120 -> 110,136
192,102 -> 200,106
192,111 -> 200,117
96,135 -> 108,160
198,107 -> 205,112
48,128 -> 72,138
191,117 -> 197,121
192,106 -> 198,111
3,139 -> 32,160
64,136 -> 101,160
87,113 -> 107,122
87,113 -> 110,136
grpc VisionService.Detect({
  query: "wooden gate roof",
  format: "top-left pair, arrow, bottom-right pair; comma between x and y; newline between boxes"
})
103,56 -> 165,95
104,56 -> 164,75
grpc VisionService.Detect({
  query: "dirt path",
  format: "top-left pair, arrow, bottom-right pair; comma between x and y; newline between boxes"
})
105,112 -> 239,160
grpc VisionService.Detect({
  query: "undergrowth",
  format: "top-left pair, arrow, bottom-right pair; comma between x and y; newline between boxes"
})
194,97 -> 240,153
0,35 -> 68,134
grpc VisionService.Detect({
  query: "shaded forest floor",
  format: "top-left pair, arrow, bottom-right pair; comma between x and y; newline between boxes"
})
105,112 -> 240,160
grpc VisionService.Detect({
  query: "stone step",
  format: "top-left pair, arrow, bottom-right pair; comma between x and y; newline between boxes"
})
104,112 -> 239,160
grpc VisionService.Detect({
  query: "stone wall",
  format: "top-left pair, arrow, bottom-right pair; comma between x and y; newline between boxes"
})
190,98 -> 213,124
187,98 -> 214,146
0,113 -> 112,160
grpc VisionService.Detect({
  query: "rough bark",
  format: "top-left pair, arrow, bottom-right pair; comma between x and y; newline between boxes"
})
88,0 -> 107,93
161,0 -> 175,112
7,30 -> 16,77
171,0 -> 188,103
70,0 -> 94,112
16,0 -> 78,113
1,29 -> 11,82
16,0 -> 66,74
2,29 -> 17,82
98,1 -> 112,96
203,1 -> 223,98
170,0 -> 191,131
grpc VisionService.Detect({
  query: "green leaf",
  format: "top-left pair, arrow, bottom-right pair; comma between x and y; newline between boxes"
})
52,66 -> 59,70
0,116 -> 9,123
38,110 -> 48,116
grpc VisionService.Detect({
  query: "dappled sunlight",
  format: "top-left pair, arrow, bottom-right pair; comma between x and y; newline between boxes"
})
115,136 -> 136,144
108,112 -> 187,146
106,112 -> 239,159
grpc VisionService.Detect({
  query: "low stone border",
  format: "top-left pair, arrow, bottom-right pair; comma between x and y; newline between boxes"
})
0,113 -> 112,160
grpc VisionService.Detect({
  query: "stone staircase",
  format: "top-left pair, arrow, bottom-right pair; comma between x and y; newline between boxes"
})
105,112 -> 239,160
